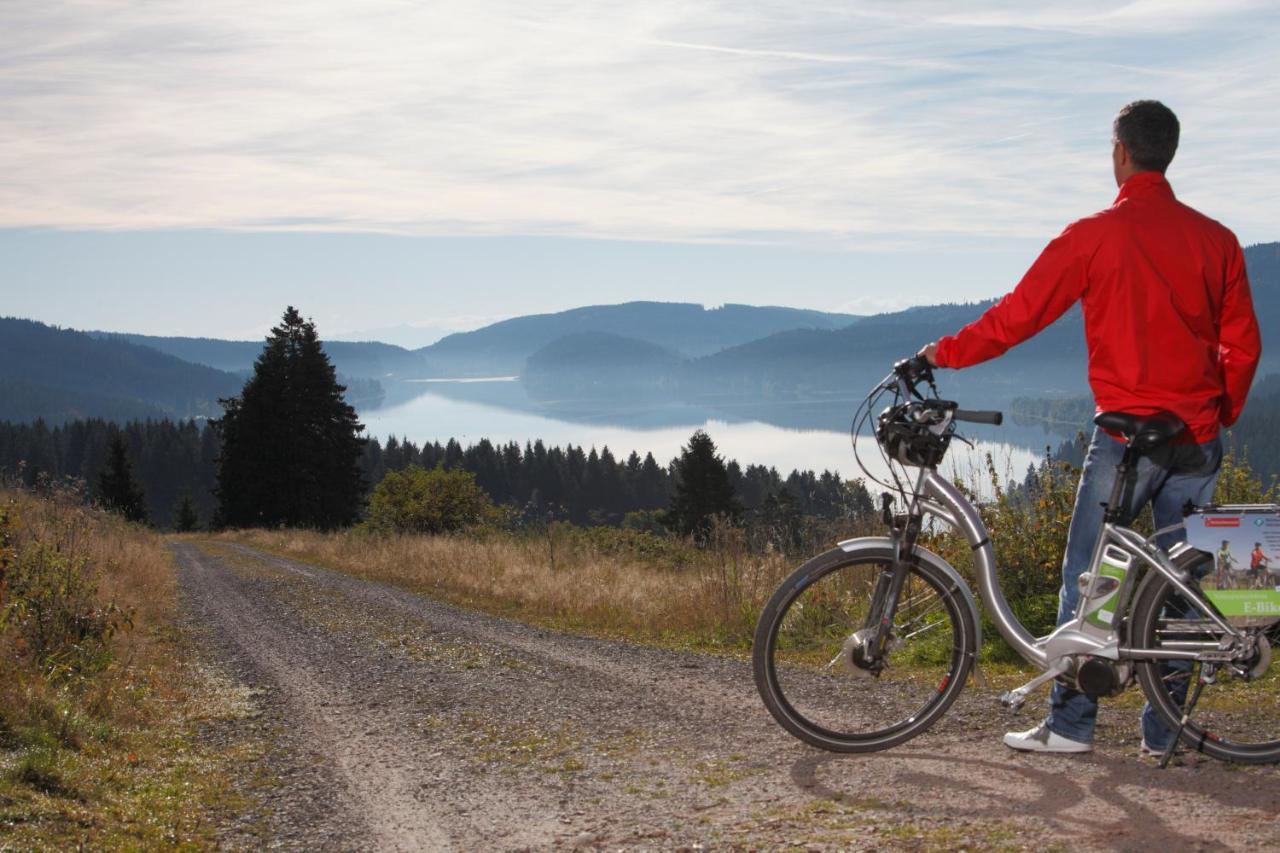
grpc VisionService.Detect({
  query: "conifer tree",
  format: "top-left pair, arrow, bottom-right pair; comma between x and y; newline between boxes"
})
173,494 -> 200,532
214,307 -> 365,529
662,429 -> 741,541
98,434 -> 148,523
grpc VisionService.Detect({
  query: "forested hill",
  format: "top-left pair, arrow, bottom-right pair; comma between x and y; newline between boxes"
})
0,318 -> 243,424
421,301 -> 860,377
523,332 -> 683,397
678,301 -> 1088,402
672,241 -> 1280,404
1246,240 -> 1279,287
95,332 -> 432,380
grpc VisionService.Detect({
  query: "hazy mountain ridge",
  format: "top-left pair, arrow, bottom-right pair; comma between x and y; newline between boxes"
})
421,301 -> 861,377
5,242 -> 1274,427
675,301 -> 1092,402
660,241 -> 1275,405
94,332 -> 433,380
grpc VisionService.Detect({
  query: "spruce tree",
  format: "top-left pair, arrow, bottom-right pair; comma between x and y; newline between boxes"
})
173,494 -> 200,532
98,434 -> 148,523
662,430 -> 741,541
214,307 -> 366,529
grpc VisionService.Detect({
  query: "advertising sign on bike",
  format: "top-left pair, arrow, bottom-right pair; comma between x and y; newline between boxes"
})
1185,507 -> 1280,617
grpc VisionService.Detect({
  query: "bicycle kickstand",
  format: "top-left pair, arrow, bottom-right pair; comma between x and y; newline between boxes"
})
1158,666 -> 1215,769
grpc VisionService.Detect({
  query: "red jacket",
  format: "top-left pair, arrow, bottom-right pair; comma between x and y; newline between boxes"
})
935,172 -> 1261,442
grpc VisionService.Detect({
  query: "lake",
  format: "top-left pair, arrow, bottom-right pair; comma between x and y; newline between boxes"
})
361,378 -> 1058,493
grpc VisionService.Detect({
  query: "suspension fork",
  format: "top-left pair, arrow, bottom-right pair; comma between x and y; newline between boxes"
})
863,491 -> 924,658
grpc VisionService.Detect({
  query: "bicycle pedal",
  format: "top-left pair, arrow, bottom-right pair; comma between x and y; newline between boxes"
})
998,690 -> 1027,712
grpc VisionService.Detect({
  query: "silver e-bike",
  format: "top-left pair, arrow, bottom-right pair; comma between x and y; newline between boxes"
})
753,357 -> 1280,765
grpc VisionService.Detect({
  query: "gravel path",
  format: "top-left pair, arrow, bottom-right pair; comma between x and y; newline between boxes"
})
173,541 -> 1280,851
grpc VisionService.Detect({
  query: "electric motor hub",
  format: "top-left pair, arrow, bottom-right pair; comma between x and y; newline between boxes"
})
1075,656 -> 1132,698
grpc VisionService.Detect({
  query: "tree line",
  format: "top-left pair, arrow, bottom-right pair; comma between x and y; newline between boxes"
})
0,417 -> 872,532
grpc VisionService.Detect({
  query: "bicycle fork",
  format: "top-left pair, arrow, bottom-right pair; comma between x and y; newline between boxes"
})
861,493 -> 923,666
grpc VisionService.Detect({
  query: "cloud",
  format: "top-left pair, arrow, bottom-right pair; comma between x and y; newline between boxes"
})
1,1 -> 1277,246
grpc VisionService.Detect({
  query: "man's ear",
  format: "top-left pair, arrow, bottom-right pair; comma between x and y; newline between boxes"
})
1113,140 -> 1130,169
1112,140 -> 1134,186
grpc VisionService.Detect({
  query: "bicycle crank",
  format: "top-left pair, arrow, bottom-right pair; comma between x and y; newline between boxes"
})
999,659 -> 1071,712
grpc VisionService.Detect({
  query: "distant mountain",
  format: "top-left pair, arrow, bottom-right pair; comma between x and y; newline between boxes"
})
676,300 -> 1086,404
12,241 -> 1274,425
675,241 -> 1279,406
421,301 -> 860,377
523,332 -> 682,399
94,332 -> 433,380
0,318 -> 243,422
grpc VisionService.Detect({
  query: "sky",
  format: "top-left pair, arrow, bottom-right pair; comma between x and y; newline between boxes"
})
3,1 -> 1277,342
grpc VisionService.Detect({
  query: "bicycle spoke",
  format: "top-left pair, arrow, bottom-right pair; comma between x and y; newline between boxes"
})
758,550 -> 972,750
1136,571 -> 1280,763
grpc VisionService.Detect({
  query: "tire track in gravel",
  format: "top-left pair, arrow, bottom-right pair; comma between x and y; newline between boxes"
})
177,542 -> 456,851
175,540 -> 1280,851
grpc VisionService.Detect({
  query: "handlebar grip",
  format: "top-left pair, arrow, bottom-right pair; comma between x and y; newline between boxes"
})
954,409 -> 1003,426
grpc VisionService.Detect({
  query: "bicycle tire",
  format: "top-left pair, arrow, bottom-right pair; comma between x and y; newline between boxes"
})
1132,554 -> 1280,764
753,542 -> 977,753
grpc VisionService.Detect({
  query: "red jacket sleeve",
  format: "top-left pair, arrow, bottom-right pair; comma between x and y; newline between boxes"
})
1217,240 -> 1261,427
935,224 -> 1089,369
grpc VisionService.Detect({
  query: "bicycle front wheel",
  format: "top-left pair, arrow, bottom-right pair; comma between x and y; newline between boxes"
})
753,542 -> 977,753
1132,569 -> 1280,764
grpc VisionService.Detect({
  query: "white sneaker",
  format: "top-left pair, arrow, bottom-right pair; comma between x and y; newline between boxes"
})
1140,739 -> 1183,765
1003,723 -> 1092,753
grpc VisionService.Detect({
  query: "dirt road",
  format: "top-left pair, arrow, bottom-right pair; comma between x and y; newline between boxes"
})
174,541 -> 1280,851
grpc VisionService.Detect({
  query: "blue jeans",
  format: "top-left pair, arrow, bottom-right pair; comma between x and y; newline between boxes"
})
1045,428 -> 1221,747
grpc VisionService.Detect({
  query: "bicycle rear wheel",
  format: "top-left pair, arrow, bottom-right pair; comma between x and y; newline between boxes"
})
753,542 -> 977,753
1132,568 -> 1280,764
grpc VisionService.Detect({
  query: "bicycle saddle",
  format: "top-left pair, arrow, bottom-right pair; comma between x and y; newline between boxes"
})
1094,410 -> 1186,451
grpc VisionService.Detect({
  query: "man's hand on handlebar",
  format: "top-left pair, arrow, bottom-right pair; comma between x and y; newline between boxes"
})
918,342 -> 939,367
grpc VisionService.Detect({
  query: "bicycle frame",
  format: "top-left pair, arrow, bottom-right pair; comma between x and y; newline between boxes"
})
910,468 -> 1244,675
755,359 -> 1280,764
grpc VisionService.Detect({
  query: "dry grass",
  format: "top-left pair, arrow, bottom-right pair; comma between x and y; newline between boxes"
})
213,522 -> 799,651
0,487 -> 246,850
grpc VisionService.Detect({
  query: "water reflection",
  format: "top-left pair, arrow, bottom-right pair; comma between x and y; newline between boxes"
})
361,379 -> 1056,493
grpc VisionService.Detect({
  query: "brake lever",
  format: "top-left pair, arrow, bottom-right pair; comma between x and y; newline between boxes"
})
894,355 -> 939,400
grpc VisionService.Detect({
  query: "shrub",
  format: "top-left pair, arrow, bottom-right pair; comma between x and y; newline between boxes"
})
1214,445 -> 1278,503
364,465 -> 499,535
0,498 -> 129,674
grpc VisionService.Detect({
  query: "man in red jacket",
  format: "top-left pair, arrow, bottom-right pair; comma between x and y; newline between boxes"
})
921,100 -> 1261,756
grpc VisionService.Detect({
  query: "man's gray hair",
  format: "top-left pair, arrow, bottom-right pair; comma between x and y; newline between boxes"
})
1113,100 -> 1180,173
